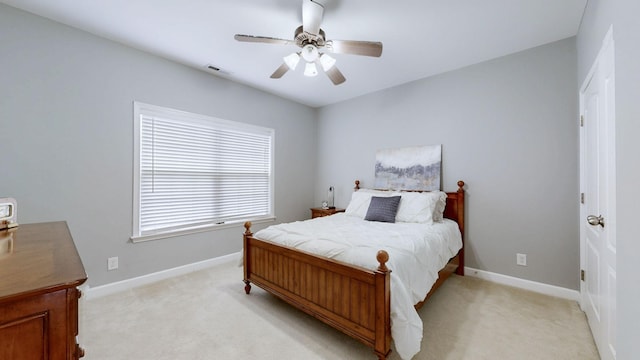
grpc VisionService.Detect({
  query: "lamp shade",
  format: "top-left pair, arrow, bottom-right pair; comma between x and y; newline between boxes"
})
304,62 -> 318,77
283,52 -> 300,70
319,54 -> 336,71
301,44 -> 319,62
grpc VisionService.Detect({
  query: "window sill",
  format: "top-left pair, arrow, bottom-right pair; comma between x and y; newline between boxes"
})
130,216 -> 276,243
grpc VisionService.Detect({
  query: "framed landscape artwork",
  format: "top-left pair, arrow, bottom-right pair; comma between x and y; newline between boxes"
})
374,145 -> 442,191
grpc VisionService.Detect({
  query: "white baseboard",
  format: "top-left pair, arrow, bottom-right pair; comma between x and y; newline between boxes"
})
83,256 -> 578,302
84,251 -> 241,300
464,267 -> 580,302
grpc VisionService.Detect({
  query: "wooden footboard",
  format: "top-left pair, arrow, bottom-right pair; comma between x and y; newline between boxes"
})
243,180 -> 465,359
243,224 -> 392,359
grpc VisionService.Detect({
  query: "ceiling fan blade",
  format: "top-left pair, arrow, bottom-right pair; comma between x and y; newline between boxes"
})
302,0 -> 324,35
325,40 -> 383,57
325,65 -> 346,85
316,59 -> 346,85
234,34 -> 295,46
270,63 -> 290,79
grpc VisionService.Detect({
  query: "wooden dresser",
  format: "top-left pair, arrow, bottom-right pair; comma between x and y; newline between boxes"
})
0,222 -> 87,360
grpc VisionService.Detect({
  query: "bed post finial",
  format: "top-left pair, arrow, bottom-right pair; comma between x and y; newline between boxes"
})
244,221 -> 253,237
457,180 -> 465,193
376,250 -> 389,272
355,180 -> 360,191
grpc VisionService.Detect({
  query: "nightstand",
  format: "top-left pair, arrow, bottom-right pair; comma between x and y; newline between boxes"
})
310,207 -> 345,219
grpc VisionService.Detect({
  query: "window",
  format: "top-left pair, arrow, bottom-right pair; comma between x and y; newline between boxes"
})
132,102 -> 274,241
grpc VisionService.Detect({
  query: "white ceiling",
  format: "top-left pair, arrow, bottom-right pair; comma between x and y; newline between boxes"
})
2,0 -> 587,108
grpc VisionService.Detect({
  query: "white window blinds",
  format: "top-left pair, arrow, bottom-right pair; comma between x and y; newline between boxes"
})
133,102 -> 274,240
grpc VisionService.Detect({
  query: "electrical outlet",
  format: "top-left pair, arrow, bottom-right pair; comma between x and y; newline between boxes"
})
107,256 -> 119,271
516,253 -> 527,266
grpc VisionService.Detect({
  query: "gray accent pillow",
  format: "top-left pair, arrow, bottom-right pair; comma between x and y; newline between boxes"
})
364,196 -> 401,223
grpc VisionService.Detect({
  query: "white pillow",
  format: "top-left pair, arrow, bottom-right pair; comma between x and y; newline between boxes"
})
345,189 -> 398,219
395,192 -> 435,224
395,191 -> 448,224
432,191 -> 447,222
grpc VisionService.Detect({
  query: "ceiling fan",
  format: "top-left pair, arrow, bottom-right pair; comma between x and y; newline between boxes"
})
234,0 -> 383,85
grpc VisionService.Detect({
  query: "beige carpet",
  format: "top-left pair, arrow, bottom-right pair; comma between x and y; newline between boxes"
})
81,261 -> 599,359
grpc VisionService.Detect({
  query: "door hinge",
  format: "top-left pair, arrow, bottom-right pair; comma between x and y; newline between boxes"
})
581,193 -> 585,204
580,115 -> 584,127
581,269 -> 585,281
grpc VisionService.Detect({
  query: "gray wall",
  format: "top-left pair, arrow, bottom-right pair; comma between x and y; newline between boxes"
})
577,0 -> 640,357
316,38 -> 579,290
0,4 -> 317,287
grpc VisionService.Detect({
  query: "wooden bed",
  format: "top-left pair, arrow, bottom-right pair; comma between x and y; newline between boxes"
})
242,180 -> 465,359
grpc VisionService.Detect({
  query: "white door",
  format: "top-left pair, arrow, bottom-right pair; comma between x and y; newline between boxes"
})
580,27 -> 616,360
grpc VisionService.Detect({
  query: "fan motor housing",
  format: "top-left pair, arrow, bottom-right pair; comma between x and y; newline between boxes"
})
294,25 -> 326,47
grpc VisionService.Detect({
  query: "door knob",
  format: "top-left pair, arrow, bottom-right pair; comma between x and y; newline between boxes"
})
587,215 -> 605,228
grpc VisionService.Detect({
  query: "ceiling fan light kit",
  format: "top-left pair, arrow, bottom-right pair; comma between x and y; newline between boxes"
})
234,0 -> 382,85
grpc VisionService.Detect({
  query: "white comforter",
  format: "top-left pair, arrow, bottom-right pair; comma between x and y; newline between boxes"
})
254,213 -> 462,360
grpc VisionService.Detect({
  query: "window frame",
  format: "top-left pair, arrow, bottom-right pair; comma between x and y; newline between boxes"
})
131,101 -> 275,242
